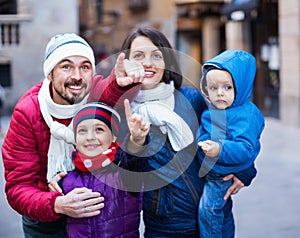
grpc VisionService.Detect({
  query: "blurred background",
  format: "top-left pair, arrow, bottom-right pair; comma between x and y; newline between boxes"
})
0,0 -> 299,126
0,0 -> 299,237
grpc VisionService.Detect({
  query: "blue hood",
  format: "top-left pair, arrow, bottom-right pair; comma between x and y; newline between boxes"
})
203,50 -> 256,107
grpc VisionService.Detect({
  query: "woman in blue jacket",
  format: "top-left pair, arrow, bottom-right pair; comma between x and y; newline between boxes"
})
120,26 -> 257,237
197,50 -> 265,237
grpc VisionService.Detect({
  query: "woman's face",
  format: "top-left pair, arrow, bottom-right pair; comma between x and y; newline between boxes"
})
129,36 -> 165,90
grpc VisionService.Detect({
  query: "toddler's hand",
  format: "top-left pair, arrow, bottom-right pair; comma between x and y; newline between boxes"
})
198,140 -> 220,158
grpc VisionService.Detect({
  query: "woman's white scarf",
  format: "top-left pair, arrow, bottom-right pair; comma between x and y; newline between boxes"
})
131,82 -> 193,151
38,78 -> 87,182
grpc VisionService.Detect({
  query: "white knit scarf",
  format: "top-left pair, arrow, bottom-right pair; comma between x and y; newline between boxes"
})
38,78 -> 88,182
131,82 -> 193,151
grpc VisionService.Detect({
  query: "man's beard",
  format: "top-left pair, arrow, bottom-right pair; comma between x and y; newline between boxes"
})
53,86 -> 87,105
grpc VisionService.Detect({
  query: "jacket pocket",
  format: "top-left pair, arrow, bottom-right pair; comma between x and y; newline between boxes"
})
150,187 -> 174,223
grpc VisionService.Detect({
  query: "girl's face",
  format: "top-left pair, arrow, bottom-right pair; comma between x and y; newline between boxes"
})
76,119 -> 115,157
129,36 -> 165,90
206,69 -> 235,110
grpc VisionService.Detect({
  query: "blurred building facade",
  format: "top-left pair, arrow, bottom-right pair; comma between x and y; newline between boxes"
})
0,0 -> 299,128
0,0 -> 78,112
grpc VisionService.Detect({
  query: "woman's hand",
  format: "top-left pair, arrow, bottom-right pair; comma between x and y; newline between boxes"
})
223,174 -> 244,200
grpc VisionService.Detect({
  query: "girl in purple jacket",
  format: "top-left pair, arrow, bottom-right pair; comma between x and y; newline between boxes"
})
61,102 -> 149,238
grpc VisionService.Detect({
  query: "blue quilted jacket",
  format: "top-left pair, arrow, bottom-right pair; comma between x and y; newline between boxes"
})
140,87 -> 207,237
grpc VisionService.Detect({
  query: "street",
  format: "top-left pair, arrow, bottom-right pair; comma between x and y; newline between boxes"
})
0,117 -> 23,237
1,115 -> 300,237
233,117 -> 300,238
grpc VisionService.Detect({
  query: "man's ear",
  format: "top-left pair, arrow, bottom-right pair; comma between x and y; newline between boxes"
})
47,72 -> 53,81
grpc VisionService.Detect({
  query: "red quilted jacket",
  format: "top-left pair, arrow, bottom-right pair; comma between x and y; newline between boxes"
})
1,72 -> 138,222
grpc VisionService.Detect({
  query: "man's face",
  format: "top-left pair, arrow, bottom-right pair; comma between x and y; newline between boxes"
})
48,56 -> 94,105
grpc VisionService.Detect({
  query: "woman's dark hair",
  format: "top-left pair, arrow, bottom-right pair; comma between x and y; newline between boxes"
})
120,26 -> 183,88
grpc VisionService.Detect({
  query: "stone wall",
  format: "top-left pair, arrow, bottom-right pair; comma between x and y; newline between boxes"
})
279,0 -> 300,127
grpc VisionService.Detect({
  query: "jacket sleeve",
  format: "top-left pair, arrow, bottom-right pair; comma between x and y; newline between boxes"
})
2,95 -> 62,222
88,69 -> 141,108
117,146 -> 147,194
120,133 -> 149,172
201,105 -> 264,170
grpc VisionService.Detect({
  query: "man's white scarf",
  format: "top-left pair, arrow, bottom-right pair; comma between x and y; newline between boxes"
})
131,82 -> 193,151
38,78 -> 87,182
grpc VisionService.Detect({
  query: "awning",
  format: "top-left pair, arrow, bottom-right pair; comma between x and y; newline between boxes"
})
220,0 -> 259,21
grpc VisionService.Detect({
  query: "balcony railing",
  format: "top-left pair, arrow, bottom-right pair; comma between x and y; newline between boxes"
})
0,14 -> 31,46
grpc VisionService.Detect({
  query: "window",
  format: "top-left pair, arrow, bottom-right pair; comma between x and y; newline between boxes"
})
0,0 -> 17,14
0,64 -> 11,87
0,0 -> 20,45
129,0 -> 148,12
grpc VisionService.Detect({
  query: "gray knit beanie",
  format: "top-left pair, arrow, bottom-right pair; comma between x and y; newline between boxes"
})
43,33 -> 95,77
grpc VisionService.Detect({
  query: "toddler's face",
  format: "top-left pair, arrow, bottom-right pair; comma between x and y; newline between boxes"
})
76,119 -> 114,157
206,69 -> 235,110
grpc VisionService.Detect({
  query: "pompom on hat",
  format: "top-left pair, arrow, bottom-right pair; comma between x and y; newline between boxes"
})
43,33 -> 95,77
73,102 -> 121,137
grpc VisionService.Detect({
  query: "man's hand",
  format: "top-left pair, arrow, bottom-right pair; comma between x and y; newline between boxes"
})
54,187 -> 105,218
223,174 -> 244,200
115,53 -> 145,87
48,172 -> 66,193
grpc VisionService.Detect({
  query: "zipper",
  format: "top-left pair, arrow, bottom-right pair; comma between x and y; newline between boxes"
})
87,173 -> 97,237
166,142 -> 199,206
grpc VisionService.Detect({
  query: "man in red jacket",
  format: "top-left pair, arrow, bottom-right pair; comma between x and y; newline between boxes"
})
1,33 -> 144,237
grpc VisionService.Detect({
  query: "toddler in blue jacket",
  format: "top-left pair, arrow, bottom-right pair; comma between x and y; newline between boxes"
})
197,50 -> 265,238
